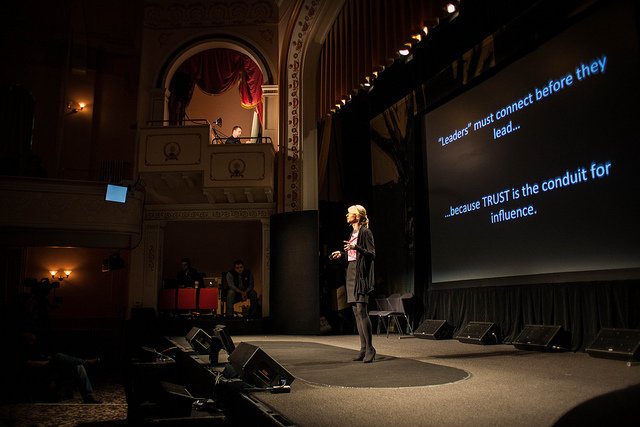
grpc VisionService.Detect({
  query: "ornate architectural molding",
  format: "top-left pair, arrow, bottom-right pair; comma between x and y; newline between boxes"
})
283,0 -> 323,211
144,0 -> 278,28
144,206 -> 276,221
147,244 -> 157,272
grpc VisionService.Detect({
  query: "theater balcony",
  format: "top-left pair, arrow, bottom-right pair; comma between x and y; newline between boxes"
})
138,121 -> 276,208
0,176 -> 144,249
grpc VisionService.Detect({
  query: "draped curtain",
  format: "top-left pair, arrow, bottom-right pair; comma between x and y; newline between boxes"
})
425,281 -> 640,351
317,0 -> 456,120
317,0 -> 457,196
169,48 -> 264,125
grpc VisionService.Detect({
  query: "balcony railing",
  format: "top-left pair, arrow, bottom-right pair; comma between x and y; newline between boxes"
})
138,121 -> 276,205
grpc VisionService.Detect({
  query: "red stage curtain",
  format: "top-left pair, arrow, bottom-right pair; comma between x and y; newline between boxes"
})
169,48 -> 263,125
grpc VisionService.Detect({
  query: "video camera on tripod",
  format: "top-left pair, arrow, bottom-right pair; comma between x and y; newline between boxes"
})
22,277 -> 60,297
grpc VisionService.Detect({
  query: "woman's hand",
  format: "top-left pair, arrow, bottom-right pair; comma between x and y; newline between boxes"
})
329,251 -> 342,260
343,240 -> 355,251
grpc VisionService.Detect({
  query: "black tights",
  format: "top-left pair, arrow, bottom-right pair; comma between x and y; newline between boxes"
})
352,302 -> 373,352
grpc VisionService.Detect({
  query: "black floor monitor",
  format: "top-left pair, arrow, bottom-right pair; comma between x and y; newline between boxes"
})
214,324 -> 235,354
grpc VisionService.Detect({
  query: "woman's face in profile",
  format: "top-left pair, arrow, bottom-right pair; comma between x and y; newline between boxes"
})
346,209 -> 359,225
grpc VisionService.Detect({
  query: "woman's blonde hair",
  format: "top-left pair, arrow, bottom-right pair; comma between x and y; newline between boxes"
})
349,204 -> 369,228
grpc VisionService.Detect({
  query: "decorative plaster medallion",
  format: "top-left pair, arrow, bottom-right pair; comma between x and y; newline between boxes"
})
228,158 -> 246,177
164,141 -> 181,161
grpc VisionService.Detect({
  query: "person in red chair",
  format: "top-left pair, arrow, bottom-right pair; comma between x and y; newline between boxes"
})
176,258 -> 199,288
225,259 -> 259,317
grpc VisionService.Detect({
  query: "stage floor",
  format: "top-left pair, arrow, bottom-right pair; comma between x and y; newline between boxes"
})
231,334 -> 640,427
2,332 -> 638,426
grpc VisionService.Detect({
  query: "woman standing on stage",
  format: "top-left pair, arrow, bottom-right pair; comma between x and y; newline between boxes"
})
330,204 -> 376,363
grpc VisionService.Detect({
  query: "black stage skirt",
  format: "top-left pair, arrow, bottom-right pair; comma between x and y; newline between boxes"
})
346,261 -> 369,304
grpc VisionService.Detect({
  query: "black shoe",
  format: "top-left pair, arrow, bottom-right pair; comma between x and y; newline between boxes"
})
352,350 -> 366,361
83,395 -> 102,404
363,348 -> 376,363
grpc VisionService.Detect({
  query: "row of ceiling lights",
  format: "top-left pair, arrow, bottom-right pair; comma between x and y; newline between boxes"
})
335,2 -> 459,110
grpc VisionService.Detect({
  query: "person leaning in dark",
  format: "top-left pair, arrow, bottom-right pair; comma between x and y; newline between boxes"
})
330,204 -> 376,363
225,125 -> 242,144
225,259 -> 259,317
176,258 -> 199,288
20,331 -> 101,404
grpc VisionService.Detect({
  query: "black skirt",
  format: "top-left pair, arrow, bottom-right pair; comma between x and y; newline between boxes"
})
346,261 -> 369,304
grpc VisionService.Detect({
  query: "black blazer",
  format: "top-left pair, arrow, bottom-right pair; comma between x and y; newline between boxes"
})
347,226 -> 375,296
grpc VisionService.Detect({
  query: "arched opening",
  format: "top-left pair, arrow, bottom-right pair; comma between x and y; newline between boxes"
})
159,39 -> 273,142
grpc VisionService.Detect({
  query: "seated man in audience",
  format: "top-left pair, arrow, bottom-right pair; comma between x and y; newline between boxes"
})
21,331 -> 101,404
225,259 -> 259,317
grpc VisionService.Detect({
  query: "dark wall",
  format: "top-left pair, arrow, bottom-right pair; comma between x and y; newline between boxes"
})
0,0 -> 141,180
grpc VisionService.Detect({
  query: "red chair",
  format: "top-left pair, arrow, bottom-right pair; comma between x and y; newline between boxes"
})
159,289 -> 176,311
177,288 -> 197,310
198,288 -> 218,311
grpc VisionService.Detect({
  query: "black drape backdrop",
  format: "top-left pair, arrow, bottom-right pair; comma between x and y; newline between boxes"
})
424,280 -> 640,351
270,210 -> 320,335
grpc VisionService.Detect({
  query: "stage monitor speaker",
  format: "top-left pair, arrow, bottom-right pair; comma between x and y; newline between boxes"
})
213,324 -> 235,354
228,342 -> 295,388
186,327 -> 212,355
159,381 -> 195,418
456,321 -> 500,345
586,328 -> 640,362
208,325 -> 235,365
512,325 -> 565,352
414,320 -> 454,340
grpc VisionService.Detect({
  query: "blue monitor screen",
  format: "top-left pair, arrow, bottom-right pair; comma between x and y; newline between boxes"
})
105,184 -> 127,203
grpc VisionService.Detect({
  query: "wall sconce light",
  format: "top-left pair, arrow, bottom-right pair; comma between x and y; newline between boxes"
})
50,270 -> 72,280
67,102 -> 85,113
